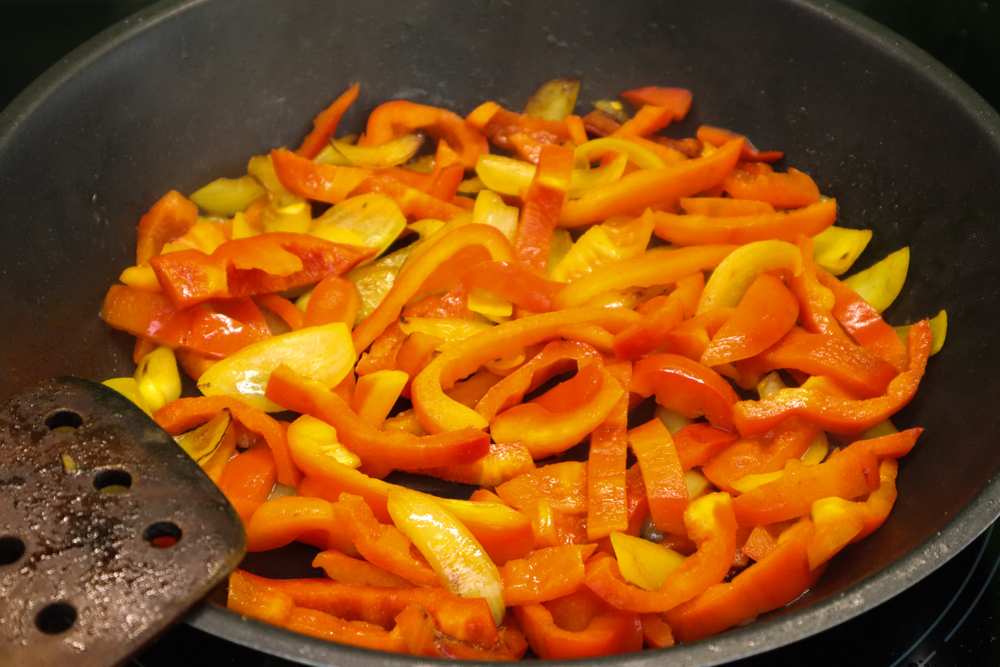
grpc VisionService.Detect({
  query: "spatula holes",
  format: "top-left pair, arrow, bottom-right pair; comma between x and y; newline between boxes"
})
0,536 -> 25,565
93,469 -> 132,495
35,602 -> 76,634
143,521 -> 181,549
44,409 -> 84,433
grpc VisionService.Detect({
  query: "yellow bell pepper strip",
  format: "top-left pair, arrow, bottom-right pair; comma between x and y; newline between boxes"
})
612,272 -> 704,360
811,225 -> 873,275
103,377 -> 153,415
734,319 -> 931,437
554,244 -> 735,310
312,549 -> 415,588
331,134 -> 424,169
664,519 -> 823,643
496,461 -> 589,517
679,196 -> 775,216
394,605 -> 529,660
149,232 -> 375,309
285,607 -> 409,654
194,173 -> 267,216
333,493 -> 440,588
295,82 -> 361,159
266,364 -> 490,469
558,138 -> 744,227
216,443 -> 276,522
287,414 -> 362,469
574,137 -> 667,170
410,307 -> 641,434
387,487 -> 506,626
610,532 -> 686,591
650,198 -> 837,246
701,273 -> 800,367
227,570 -> 295,627
135,190 -> 199,265
352,223 -> 516,353
244,496 -> 358,556
620,86 -> 693,120
807,458 -> 900,570
697,239 -> 803,313
842,247 -> 910,313
630,353 -> 741,432
696,125 -> 784,162
722,162 -> 822,209
524,77 -> 581,120
172,407 -> 235,482
349,171 -> 468,221
730,439 -> 882,526
584,492 -> 738,613
514,587 -> 644,660
310,192 -> 407,261
234,570 -> 499,646
514,144 -> 574,273
817,267 -> 910,371
360,100 -> 490,170
500,544 -> 598,606
551,211 -> 655,283
270,148 -> 373,204
627,419 -> 689,536
154,395 -> 300,486
586,360 -> 631,541
133,345 -> 181,413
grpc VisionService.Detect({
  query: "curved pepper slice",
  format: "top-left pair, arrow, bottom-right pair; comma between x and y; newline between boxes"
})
584,492 -> 738,613
216,443 -> 276,522
620,87 -> 693,120
312,549 -> 414,588
631,353 -> 741,432
244,496 -> 357,556
286,607 -> 408,654
722,163 -> 821,209
786,236 -> 853,344
501,544 -> 597,606
135,190 -> 199,265
295,82 -> 361,159
650,198 -> 836,246
463,260 -> 562,313
270,148 -> 373,204
350,172 -> 468,221
697,239 -> 803,313
696,125 -> 783,162
612,271 -> 704,361
394,606 -> 529,660
733,319 -> 931,436
361,100 -> 489,169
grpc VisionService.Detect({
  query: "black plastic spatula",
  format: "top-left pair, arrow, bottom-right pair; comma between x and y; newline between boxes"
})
0,377 -> 246,667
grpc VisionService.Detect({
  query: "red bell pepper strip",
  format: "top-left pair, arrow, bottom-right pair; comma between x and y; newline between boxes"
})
628,419 -> 689,535
586,361 -> 631,541
673,423 -> 740,470
471,105 -> 576,155
295,82 -> 361,159
581,109 -> 623,137
227,569 -> 295,627
501,544 -> 598,606
612,105 -> 676,137
696,125 -> 784,163
463,260 -> 562,313
361,100 -> 489,170
356,322 -> 407,375
664,519 -> 824,642
216,442 -> 276,522
312,549 -> 415,588
584,492 -> 738,612
394,606 -> 529,660
558,138 -> 744,227
612,272 -> 704,360
303,274 -> 361,328
620,87 -> 693,120
701,273 -> 799,367
350,171 -> 468,220
496,461 -> 588,517
154,395 -> 300,485
514,144 -> 573,273
662,307 -> 734,361
730,439 -> 881,526
650,198 -> 836,246
679,196 -> 775,217
514,588 -> 643,660
265,364 -> 491,469
254,293 -> 304,331
135,190 -> 199,265
631,353 -> 741,432
786,236 -> 853,344
733,319 -> 931,436
286,607 -> 409,654
723,163 -> 821,209
244,496 -> 357,555
271,148 -> 373,203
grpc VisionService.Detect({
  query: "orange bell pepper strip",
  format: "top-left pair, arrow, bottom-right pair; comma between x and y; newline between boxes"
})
350,370 -> 408,428
412,440 -> 536,490
723,162 -> 821,209
554,244 -> 734,310
627,419 -> 689,536
701,272 -> 800,367
216,443 -> 277,522
394,606 -> 529,660
514,144 -> 573,273
649,198 -> 836,246
331,493 -> 439,588
730,439 -> 881,526
356,322 -> 407,375
135,190 -> 199,265
235,570 -> 498,645
312,549 -> 414,588
352,223 -> 516,353
227,569 -> 295,627
639,613 -> 675,649
735,327 -> 899,398
664,519 -> 823,642
620,86 -> 693,119
558,137 -> 743,227
862,427 -> 924,458
786,236 -> 853,344
631,353 -> 741,432
271,148 -> 372,203
304,274 -> 360,328
501,544 -> 598,606
817,267 -> 910,371
672,423 -> 740,470
254,293 -> 304,331
514,588 -> 643,660
612,271 -> 704,360
265,364 -> 490,469
349,171 -> 468,220
101,285 -> 271,359
740,524 -> 784,562
679,196 -> 775,216
584,492 -> 738,612
244,496 -> 358,555
662,306 -> 734,360
360,100 -> 489,170
154,395 -> 300,485
696,125 -> 784,163
612,105 -> 676,137
286,607 -> 409,654
410,307 -> 641,434
471,104 -> 576,153
496,461 -> 588,517
463,260 -> 562,313
733,319 -> 931,436
586,360 -> 631,541
149,232 -> 375,308
295,82 -> 361,159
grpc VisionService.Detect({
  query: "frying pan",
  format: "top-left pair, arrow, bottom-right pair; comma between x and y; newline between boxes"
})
2,0 -> 999,664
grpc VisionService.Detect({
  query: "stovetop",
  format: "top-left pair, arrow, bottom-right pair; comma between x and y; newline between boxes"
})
3,1 -> 999,666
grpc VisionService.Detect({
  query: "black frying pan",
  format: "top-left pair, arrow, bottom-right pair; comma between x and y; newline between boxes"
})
2,0 -> 1000,664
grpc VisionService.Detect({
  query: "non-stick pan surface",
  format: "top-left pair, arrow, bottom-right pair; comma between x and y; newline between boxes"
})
2,0 -> 999,664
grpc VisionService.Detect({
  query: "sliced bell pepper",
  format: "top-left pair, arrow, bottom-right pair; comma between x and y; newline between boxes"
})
393,605 -> 529,660
286,607 -> 409,654
244,496 -> 357,555
312,548 -> 415,588
679,196 -> 775,217
842,247 -> 910,314
216,442 -> 277,522
514,144 -> 573,273
227,569 -> 295,627
631,353 -> 741,432
501,544 -> 597,606
270,148 -> 373,204
612,271 -> 704,360
463,260 -> 562,313
697,239 -> 803,313
351,369 -> 408,428
696,125 -> 783,162
255,293 -> 304,331
135,190 -> 199,265
303,274 -> 361,328
627,419 -> 689,536
295,82 -> 361,159
650,198 -> 836,246
609,532 -> 686,591
412,439 -> 536,489
662,306 -> 734,361
722,163 -> 821,209
620,87 -> 692,120
672,422 -> 740,470
586,361 -> 632,541
612,105 -> 676,137
349,172 -> 468,220
361,100 -> 489,169
496,461 -> 589,517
